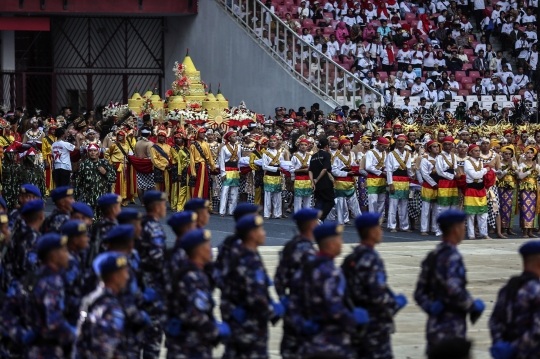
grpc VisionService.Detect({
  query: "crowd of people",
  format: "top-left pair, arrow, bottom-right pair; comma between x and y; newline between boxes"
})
240,0 -> 538,103
0,178 -> 538,358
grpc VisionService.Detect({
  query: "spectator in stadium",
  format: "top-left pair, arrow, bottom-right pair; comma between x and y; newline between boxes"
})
455,29 -> 473,48
527,43 -> 538,79
411,43 -> 424,69
284,13 -> 301,32
362,23 -> 377,42
423,44 -> 437,71
474,35 -> 488,55
435,52 -> 448,71
448,49 -> 465,71
298,0 -> 312,20
502,76 -> 519,97
335,22 -> 349,44
338,36 -> 355,63
403,64 -> 417,86
442,31 -> 458,50
514,66 -> 530,89
397,44 -> 412,71
380,42 -> 396,75
473,49 -> 489,73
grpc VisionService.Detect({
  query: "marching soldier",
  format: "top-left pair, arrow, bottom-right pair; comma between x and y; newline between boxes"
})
89,193 -> 121,259
26,233 -> 76,359
73,252 -> 130,358
165,229 -> 230,359
414,210 -> 485,353
41,186 -> 74,233
274,208 -> 319,359
60,220 -> 89,326
9,183 -> 42,233
102,224 -> 152,359
137,190 -> 168,359
185,198 -> 211,229
343,212 -> 408,359
489,241 -> 540,359
290,222 -> 368,359
221,215 -> 284,359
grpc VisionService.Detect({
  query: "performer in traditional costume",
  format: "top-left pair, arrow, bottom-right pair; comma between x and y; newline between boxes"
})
75,143 -> 116,220
262,135 -> 285,219
435,136 -> 460,212
22,117 -> 44,147
239,134 -> 257,204
188,128 -> 216,200
420,140 -> 440,236
150,129 -> 172,198
455,141 -> 469,210
356,135 -> 371,213
497,146 -> 517,236
104,130 -> 132,206
385,134 -> 413,232
133,128 -> 155,201
172,131 -> 190,212
20,148 -> 45,200
479,137 -> 503,238
219,131 -> 241,216
517,146 -> 540,238
365,137 -> 389,213
42,121 -> 57,197
408,141 -> 423,231
207,130 -> 221,213
249,137 -> 267,206
291,137 -> 312,212
331,138 -> 361,225
464,144 -> 490,240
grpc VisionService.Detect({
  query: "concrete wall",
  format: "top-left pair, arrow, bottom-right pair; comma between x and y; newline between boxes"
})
164,0 -> 331,116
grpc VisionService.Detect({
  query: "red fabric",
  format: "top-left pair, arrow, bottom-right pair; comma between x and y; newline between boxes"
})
483,168 -> 496,188
420,14 -> 432,34
386,47 -> 395,64
128,156 -> 154,174
377,6 -> 389,18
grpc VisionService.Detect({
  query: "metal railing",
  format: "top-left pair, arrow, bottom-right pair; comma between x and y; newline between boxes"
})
215,0 -> 382,110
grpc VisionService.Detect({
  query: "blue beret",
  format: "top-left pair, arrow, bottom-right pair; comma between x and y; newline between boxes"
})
313,222 -> 344,242
93,252 -> 128,276
61,220 -> 88,237
354,212 -> 382,229
185,198 -> 210,211
117,209 -> 142,222
519,241 -> 540,257
71,202 -> 94,219
142,190 -> 167,203
20,184 -> 42,198
167,211 -> 197,228
37,233 -> 68,255
102,224 -> 135,243
21,200 -> 45,215
0,197 -> 6,210
50,186 -> 74,201
233,203 -> 261,221
236,215 -> 264,232
97,193 -> 122,207
179,229 -> 211,251
437,210 -> 467,226
292,208 -> 321,222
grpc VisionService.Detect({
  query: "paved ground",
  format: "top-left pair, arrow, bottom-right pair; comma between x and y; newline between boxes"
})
43,201 -> 529,358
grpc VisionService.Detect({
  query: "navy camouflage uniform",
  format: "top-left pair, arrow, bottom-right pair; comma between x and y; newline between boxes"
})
489,271 -> 540,359
40,208 -> 70,234
8,208 -> 22,233
1,280 -> 31,359
289,253 -> 356,359
3,222 -> 40,289
91,217 -> 118,254
165,262 -> 220,359
342,244 -> 399,359
25,265 -> 76,359
414,241 -> 474,351
73,285 -> 128,359
62,248 -> 86,326
221,245 -> 275,359
136,214 -> 166,359
214,234 -> 242,291
119,250 -> 150,359
274,235 -> 316,359
164,241 -> 189,311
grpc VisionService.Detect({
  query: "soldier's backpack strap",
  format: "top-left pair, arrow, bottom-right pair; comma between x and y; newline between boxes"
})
501,271 -> 538,341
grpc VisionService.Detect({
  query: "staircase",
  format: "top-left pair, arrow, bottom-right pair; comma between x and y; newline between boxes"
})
213,0 -> 382,110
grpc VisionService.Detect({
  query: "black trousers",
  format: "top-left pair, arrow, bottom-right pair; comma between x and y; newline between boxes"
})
53,168 -> 71,187
314,187 -> 336,221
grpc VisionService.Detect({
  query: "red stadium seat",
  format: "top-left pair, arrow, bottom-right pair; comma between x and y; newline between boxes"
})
458,89 -> 470,96
400,89 -> 411,97
379,72 -> 388,82
468,71 -> 481,81
405,13 -> 416,23
461,77 -> 473,84
463,49 -> 473,57
462,63 -> 473,71
463,83 -> 474,91
455,71 -> 466,82
302,18 -> 314,26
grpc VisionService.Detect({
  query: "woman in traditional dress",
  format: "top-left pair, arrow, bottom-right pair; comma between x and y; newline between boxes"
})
517,146 -> 540,238
497,146 -> 517,236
